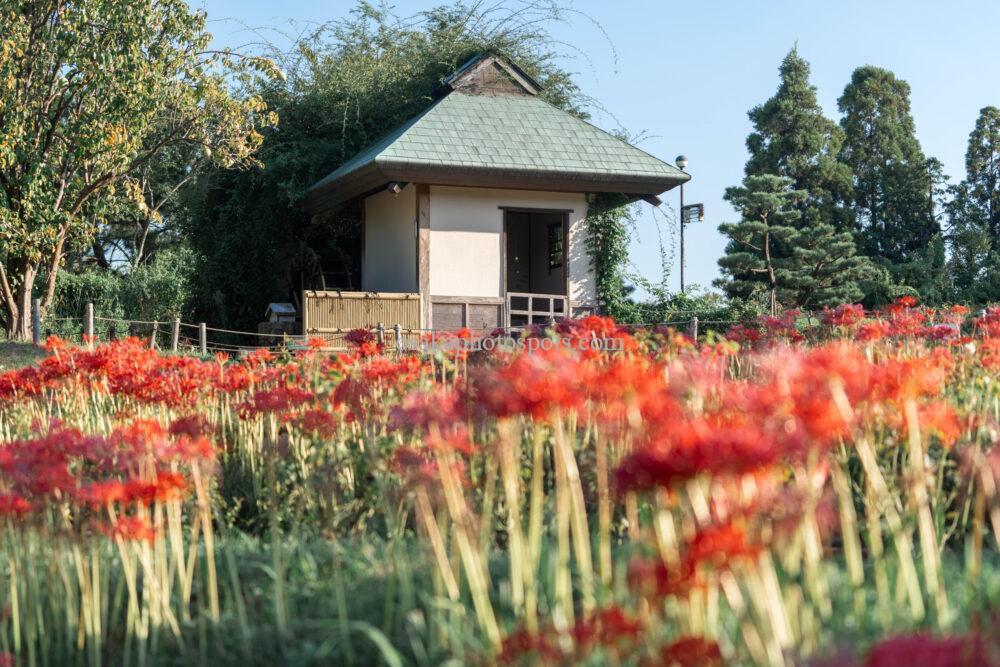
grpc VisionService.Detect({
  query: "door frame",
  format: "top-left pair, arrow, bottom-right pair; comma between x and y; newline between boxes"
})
500,206 -> 571,325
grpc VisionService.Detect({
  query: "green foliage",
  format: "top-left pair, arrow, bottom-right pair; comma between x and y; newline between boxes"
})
585,193 -> 639,321
627,285 -> 764,330
721,49 -> 874,311
717,174 -> 806,315
746,48 -> 854,233
47,248 -> 194,338
947,107 -> 1000,303
183,1 -> 587,331
0,0 -> 273,338
838,66 -> 946,297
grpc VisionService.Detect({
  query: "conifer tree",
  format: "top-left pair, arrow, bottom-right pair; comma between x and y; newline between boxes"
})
838,66 -> 945,298
946,106 -> 1000,302
717,175 -> 805,315
746,48 -> 854,233
720,49 -> 873,309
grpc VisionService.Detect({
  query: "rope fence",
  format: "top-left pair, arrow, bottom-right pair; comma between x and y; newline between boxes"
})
27,300 -> 984,357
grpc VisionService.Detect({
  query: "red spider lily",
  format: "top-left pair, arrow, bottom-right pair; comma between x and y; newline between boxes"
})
123,471 -> 188,506
287,408 -> 340,438
238,386 -> 315,416
472,347 -> 591,420
979,338 -> 1000,370
725,323 -> 762,344
360,355 -> 422,386
822,304 -> 866,328
0,493 -> 30,517
331,376 -> 374,420
655,636 -> 724,667
76,480 -> 129,507
856,320 -> 893,342
169,415 -> 214,439
389,388 -> 465,433
975,307 -> 1000,338
345,328 -> 376,347
497,627 -> 563,665
627,556 -> 699,601
865,632 -> 989,667
920,324 -> 961,341
103,516 -> 157,543
687,521 -> 760,569
243,347 -> 275,366
911,401 -> 962,447
306,337 -> 327,350
570,605 -> 643,654
893,295 -> 919,309
390,446 -> 469,491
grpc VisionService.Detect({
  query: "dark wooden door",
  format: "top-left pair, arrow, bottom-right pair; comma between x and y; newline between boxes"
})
505,211 -> 531,292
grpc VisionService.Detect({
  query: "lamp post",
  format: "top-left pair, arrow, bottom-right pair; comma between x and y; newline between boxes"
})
674,155 -> 704,294
675,155 -> 688,292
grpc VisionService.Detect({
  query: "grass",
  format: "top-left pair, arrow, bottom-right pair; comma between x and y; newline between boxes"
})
0,340 -> 45,369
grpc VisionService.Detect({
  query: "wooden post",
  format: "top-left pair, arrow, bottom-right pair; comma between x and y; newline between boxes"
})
394,324 -> 403,354
31,298 -> 41,346
688,316 -> 699,341
84,302 -> 94,346
376,322 -> 385,346
417,184 -> 431,330
198,322 -> 207,356
171,318 -> 180,352
149,321 -> 159,349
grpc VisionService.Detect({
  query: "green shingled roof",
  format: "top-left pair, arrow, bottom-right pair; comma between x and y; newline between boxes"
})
307,90 -> 688,210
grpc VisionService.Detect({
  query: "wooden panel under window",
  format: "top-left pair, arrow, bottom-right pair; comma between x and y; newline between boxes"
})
468,304 -> 501,331
432,303 -> 464,331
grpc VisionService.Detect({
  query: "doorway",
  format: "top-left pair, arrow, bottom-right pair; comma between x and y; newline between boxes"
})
504,209 -> 568,326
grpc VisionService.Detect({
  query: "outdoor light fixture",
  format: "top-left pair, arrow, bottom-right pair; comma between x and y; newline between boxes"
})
674,156 -> 703,293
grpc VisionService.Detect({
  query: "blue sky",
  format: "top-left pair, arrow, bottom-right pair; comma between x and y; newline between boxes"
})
197,0 -> 1000,295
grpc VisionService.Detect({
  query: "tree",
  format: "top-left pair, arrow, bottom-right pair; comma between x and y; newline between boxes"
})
0,0 -> 274,339
745,48 -> 854,233
727,48 -> 872,309
182,1 -> 590,331
946,107 -> 1000,302
717,175 -> 806,315
837,66 -> 945,298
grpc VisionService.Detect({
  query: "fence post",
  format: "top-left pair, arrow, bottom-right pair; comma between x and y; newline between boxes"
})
688,315 -> 699,341
199,322 -> 207,356
31,298 -> 41,346
394,324 -> 403,354
149,321 -> 159,350
84,302 -> 94,347
171,318 -> 180,352
376,322 -> 385,346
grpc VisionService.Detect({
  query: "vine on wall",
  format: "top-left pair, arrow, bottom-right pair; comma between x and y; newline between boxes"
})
585,193 -> 639,320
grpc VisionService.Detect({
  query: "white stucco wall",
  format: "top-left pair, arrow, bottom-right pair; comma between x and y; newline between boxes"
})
428,186 -> 597,306
363,185 -> 417,292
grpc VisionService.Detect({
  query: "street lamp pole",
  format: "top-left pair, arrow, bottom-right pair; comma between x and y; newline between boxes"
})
675,155 -> 688,292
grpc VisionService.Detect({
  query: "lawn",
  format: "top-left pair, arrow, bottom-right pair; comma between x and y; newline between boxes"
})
0,341 -> 45,370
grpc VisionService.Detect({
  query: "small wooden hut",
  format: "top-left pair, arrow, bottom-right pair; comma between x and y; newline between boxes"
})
302,53 -> 688,336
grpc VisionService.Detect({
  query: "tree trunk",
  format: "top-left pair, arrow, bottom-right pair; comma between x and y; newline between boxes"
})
4,263 -> 37,341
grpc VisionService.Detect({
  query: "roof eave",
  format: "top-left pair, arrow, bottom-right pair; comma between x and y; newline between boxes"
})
304,161 -> 690,214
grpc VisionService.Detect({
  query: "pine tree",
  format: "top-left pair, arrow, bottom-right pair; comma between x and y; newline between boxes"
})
838,66 -> 945,298
721,49 -> 872,309
946,107 -> 1000,302
717,175 -> 806,315
777,222 -> 873,308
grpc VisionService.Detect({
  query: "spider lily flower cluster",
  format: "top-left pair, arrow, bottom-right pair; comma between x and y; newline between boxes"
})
0,300 -> 997,664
